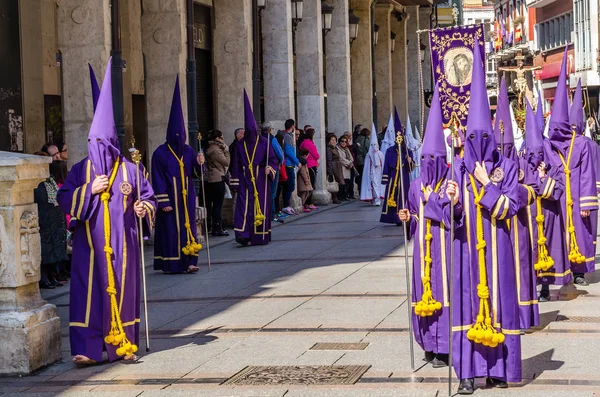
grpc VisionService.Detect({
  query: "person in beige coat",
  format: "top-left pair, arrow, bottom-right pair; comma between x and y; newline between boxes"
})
297,148 -> 314,212
205,130 -> 230,236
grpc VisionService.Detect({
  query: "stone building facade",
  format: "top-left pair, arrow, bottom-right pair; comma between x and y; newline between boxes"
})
2,0 -> 433,205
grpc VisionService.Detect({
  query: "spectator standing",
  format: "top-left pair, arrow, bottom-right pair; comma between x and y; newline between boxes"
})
261,122 -> 285,222
297,148 -> 314,212
229,128 -> 245,174
337,135 -> 354,201
58,142 -> 69,162
353,128 -> 370,196
299,127 -> 320,209
344,132 -> 357,199
205,130 -> 230,237
326,133 -> 343,204
42,144 -> 62,161
282,119 -> 300,215
35,160 -> 70,289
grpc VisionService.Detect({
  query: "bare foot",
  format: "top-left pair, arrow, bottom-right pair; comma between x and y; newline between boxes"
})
186,265 -> 200,273
124,354 -> 138,362
73,355 -> 97,366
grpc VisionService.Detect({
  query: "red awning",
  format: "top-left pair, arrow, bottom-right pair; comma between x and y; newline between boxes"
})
535,57 -> 574,80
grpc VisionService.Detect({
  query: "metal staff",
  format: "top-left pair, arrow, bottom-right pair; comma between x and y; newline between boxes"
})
397,131 -> 415,371
262,128 -> 271,240
197,134 -> 212,271
499,120 -> 505,156
130,146 -> 151,352
447,120 -> 458,396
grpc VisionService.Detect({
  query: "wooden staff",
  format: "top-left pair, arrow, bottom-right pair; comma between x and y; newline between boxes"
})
197,133 -> 212,271
129,146 -> 150,352
262,128 -> 270,240
396,131 -> 415,371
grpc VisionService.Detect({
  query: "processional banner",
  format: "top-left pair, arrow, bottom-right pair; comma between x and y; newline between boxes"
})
429,24 -> 486,130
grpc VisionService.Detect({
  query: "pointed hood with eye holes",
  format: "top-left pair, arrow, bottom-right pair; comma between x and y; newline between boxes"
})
570,79 -> 585,136
87,58 -> 121,176
464,43 -> 497,175
243,89 -> 260,144
166,76 -> 187,156
549,46 -> 572,151
89,64 -> 100,113
421,83 -> 448,187
525,99 -> 544,169
380,114 -> 395,156
370,122 -> 379,151
494,76 -> 517,162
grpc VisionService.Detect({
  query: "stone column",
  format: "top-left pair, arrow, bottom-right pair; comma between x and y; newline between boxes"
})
374,4 -> 393,131
19,0 -> 46,153
213,0 -> 253,143
350,0 -> 373,129
262,1 -> 295,132
392,16 -> 408,120
141,0 -> 187,159
326,0 -> 352,135
405,6 -> 420,126
296,0 -> 331,206
57,0 -> 111,165
0,152 -> 61,374
418,6 -> 432,131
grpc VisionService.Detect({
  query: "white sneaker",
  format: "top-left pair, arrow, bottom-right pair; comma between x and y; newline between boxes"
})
282,207 -> 294,215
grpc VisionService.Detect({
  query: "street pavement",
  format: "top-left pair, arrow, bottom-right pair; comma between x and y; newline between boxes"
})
2,201 -> 600,396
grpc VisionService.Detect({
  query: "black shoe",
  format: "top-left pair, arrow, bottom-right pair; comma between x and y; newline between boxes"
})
539,290 -> 551,302
432,354 -> 448,368
39,280 -> 55,290
236,237 -> 249,247
574,276 -> 589,286
50,277 -> 64,287
423,351 -> 435,362
212,230 -> 230,237
457,378 -> 474,395
486,378 -> 508,388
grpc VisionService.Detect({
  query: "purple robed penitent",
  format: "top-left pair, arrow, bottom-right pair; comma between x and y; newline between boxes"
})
231,91 -> 278,245
151,77 -> 202,273
380,107 -> 412,224
495,79 -> 539,329
57,59 -> 157,362
545,52 -> 598,275
406,84 -> 452,356
446,47 -> 521,383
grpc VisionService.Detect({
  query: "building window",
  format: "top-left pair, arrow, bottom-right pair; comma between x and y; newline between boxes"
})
574,0 -> 592,71
535,12 -> 573,52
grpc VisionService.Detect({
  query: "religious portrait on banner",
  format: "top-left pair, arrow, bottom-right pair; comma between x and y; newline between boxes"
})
429,24 -> 485,130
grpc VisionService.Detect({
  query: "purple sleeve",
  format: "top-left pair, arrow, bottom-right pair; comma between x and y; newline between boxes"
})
516,184 -> 535,209
538,172 -> 564,202
441,166 -> 464,230
151,150 -> 172,209
57,160 -> 98,222
478,161 -> 519,220
406,182 -> 420,240
267,143 -> 278,181
136,164 -> 158,236
579,143 -> 599,211
424,191 -> 444,224
230,144 -> 242,190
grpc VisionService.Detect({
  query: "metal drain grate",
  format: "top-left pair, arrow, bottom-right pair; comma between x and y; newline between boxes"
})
310,342 -> 369,351
222,365 -> 371,385
556,315 -> 600,323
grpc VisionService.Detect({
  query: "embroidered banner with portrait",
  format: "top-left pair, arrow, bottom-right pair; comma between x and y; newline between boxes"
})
429,24 -> 485,130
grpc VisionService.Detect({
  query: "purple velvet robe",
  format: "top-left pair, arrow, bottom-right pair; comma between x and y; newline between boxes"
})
57,157 -> 157,362
406,176 -> 451,355
545,135 -> 598,274
231,136 -> 278,245
380,145 -> 412,224
514,157 -> 540,329
151,144 -> 202,273
449,157 -> 522,383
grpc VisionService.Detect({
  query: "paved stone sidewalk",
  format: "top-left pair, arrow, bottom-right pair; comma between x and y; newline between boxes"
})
2,201 -> 600,396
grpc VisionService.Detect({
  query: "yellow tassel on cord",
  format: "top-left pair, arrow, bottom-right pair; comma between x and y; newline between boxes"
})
414,181 -> 444,317
466,174 -> 504,348
534,197 -> 554,272
100,158 -> 138,357
557,133 -> 586,264
168,145 -> 202,256
243,140 -> 265,227
387,149 -> 402,208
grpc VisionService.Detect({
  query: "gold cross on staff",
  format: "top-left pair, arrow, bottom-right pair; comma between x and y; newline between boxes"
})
395,130 -> 404,146
499,120 -> 505,135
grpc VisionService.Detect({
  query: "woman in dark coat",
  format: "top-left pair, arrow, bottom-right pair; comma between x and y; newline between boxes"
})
326,133 -> 344,204
34,160 -> 69,289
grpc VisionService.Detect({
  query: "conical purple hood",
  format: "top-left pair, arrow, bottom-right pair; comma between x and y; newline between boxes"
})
88,58 -> 120,176
464,44 -> 496,174
525,99 -> 544,168
244,89 -> 259,142
549,46 -> 571,143
421,83 -> 448,186
166,76 -> 187,156
393,106 -> 405,148
570,79 -> 584,135
494,77 -> 515,144
535,92 -> 544,135
89,64 -> 100,113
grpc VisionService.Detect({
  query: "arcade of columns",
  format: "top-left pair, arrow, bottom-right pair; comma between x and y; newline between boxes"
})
55,0 -> 430,205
